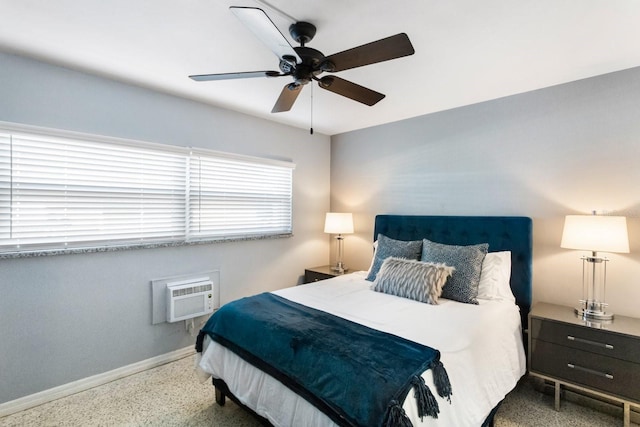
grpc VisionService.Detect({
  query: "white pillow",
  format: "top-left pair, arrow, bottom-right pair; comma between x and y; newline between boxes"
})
476,251 -> 515,302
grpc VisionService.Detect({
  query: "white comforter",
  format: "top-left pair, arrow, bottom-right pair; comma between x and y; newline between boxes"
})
197,271 -> 526,426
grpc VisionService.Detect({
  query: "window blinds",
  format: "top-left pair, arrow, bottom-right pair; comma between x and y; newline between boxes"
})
189,152 -> 293,239
0,125 -> 294,254
0,133 -> 10,242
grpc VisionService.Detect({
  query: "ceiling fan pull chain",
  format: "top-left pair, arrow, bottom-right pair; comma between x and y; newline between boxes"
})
310,84 -> 314,135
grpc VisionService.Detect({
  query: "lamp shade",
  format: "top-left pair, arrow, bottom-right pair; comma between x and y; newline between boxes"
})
324,213 -> 354,234
561,215 -> 629,253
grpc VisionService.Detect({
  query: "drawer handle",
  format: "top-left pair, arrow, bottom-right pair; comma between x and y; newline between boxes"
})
567,363 -> 614,380
567,335 -> 614,350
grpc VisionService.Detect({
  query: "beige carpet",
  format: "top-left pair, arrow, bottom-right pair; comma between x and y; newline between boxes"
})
0,355 -> 634,426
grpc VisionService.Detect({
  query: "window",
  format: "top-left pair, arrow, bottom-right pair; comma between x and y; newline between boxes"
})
0,124 -> 294,255
189,152 -> 293,240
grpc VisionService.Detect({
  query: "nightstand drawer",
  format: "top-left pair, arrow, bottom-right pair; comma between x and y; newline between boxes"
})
529,303 -> 640,425
305,270 -> 335,283
531,318 -> 640,364
531,339 -> 640,402
303,266 -> 345,284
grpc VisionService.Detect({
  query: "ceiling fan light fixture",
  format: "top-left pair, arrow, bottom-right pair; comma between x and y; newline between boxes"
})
319,76 -> 334,88
281,55 -> 297,65
319,60 -> 336,73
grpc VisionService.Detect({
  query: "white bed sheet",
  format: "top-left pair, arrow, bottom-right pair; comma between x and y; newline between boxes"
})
197,271 -> 526,427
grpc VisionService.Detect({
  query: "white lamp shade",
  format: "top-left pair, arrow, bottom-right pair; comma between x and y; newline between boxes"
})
324,213 -> 354,234
561,215 -> 629,253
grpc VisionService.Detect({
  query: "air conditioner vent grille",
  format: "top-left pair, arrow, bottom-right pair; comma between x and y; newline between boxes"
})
172,282 -> 212,297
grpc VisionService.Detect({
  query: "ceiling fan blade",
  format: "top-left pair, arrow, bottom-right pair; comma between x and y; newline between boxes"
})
230,7 -> 302,64
272,84 -> 302,113
323,33 -> 415,72
318,76 -> 385,106
189,71 -> 284,81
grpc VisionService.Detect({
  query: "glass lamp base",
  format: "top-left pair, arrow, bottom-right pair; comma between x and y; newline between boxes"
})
575,300 -> 614,321
331,264 -> 348,274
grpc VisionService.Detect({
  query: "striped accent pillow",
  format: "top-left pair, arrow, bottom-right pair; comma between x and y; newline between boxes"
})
372,257 -> 455,304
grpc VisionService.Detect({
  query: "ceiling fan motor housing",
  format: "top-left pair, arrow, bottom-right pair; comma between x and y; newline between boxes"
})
280,46 -> 329,86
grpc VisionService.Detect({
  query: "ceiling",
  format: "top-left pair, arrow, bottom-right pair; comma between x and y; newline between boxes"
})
2,0 -> 640,136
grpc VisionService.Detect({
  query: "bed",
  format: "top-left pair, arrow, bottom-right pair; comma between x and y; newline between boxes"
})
196,215 -> 533,426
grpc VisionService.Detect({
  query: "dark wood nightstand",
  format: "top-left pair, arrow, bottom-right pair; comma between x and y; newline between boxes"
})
529,302 -> 640,426
303,265 -> 347,284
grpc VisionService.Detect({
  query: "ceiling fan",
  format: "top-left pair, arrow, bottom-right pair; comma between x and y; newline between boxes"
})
189,6 -> 415,114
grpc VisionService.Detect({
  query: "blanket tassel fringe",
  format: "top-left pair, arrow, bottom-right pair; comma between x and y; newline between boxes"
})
386,361 -> 452,426
385,400 -> 413,427
431,360 -> 452,402
411,375 -> 439,420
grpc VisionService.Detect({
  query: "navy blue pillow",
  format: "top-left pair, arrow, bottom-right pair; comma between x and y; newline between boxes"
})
421,239 -> 488,304
365,234 -> 422,282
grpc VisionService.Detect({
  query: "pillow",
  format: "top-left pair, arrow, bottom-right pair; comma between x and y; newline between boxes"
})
365,240 -> 379,276
421,239 -> 488,304
477,251 -> 515,302
371,257 -> 454,304
365,234 -> 422,282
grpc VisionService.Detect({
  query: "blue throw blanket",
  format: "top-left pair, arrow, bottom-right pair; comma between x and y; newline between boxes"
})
196,292 -> 452,427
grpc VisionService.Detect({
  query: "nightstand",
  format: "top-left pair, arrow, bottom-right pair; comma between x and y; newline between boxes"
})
529,302 -> 640,427
304,265 -> 347,284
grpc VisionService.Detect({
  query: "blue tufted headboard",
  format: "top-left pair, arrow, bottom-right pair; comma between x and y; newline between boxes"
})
373,215 -> 533,331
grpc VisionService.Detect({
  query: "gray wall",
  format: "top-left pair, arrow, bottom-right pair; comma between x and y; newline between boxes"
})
0,52 -> 331,403
331,66 -> 640,318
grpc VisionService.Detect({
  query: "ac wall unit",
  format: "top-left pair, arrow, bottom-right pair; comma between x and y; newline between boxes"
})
166,276 -> 214,322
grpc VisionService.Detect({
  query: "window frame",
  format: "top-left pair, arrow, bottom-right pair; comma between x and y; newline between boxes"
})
0,122 -> 295,257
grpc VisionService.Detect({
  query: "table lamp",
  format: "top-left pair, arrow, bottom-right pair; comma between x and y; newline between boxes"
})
561,213 -> 629,321
324,212 -> 354,274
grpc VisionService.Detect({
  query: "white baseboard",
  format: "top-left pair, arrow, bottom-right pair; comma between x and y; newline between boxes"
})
0,346 -> 195,418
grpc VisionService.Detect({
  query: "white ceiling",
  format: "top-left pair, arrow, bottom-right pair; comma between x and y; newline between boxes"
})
2,0 -> 640,136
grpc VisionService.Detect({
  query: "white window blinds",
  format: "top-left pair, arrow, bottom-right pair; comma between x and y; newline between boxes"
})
0,125 -> 294,254
189,152 -> 293,240
0,133 -> 11,242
